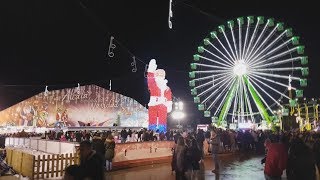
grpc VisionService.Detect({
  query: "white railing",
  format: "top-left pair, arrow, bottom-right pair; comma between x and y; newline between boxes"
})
5,137 -> 78,154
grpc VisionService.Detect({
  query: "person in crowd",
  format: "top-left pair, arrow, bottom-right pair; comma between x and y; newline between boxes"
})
251,130 -> 258,151
236,131 -> 243,152
286,138 -> 316,180
188,138 -> 202,178
264,136 -> 288,180
0,149 -> 15,176
143,130 -> 148,141
150,130 -> 154,141
92,133 -> 106,166
64,141 -> 105,180
210,129 -> 220,173
130,130 -> 135,142
75,131 -> 82,143
261,138 -> 271,164
159,131 -> 165,141
165,130 -> 170,140
229,130 -> 236,153
185,136 -> 193,172
57,130 -> 63,140
65,132 -> 70,141
196,129 -> 205,161
172,136 -> 187,180
105,134 -> 116,171
138,129 -> 143,142
127,129 -> 132,142
206,127 -> 214,153
257,130 -> 266,153
69,132 -> 75,142
120,128 -> 128,143
174,131 -> 182,144
243,130 -> 253,151
84,131 -> 91,141
60,134 -> 67,141
170,130 -> 174,141
313,134 -> 320,176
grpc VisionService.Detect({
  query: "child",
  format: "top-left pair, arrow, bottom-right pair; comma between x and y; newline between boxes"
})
261,138 -> 271,164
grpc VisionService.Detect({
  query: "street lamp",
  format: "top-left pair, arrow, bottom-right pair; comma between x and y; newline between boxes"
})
178,102 -> 183,110
174,102 -> 179,110
172,101 -> 184,128
172,111 -> 185,120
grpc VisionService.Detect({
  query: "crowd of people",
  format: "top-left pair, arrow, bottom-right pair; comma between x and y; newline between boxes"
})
2,126 -> 320,179
64,132 -> 116,180
1,130 -> 42,138
40,128 -> 170,143
170,126 -> 320,180
261,130 -> 320,180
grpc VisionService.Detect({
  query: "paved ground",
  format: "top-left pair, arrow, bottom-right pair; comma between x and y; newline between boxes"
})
106,153 -> 275,180
1,153 -> 287,180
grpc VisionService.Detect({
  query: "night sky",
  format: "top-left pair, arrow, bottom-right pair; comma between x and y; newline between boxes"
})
0,1 -> 319,126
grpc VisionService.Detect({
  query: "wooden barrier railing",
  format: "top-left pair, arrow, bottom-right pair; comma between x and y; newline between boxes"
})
5,148 -> 79,180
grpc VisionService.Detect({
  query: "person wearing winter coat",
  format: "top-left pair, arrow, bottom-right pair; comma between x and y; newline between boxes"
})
172,136 -> 187,180
104,134 -> 116,171
210,130 -> 220,173
92,134 -> 105,155
64,141 -> 105,180
92,133 -> 106,166
264,136 -> 288,179
286,139 -> 316,180
196,129 -> 205,160
185,137 -> 201,170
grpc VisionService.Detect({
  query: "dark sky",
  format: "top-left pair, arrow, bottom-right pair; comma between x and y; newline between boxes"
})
0,1 -> 319,125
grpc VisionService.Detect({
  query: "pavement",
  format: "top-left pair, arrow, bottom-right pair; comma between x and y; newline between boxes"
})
1,153 -> 287,180
106,153 -> 273,180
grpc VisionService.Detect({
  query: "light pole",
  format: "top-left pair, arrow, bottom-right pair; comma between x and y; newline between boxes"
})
172,101 -> 185,128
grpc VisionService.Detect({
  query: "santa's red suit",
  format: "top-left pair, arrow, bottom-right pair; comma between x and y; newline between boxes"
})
147,60 -> 172,132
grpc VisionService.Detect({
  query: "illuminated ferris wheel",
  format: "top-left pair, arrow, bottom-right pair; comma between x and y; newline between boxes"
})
189,16 -> 309,126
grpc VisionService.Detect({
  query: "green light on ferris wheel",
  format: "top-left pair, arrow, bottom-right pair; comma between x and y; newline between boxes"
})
189,15 -> 309,125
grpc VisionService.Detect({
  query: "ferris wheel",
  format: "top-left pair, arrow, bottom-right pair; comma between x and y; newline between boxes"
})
189,16 -> 309,126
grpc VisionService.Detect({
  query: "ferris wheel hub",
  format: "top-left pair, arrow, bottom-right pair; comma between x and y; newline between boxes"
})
233,60 -> 248,76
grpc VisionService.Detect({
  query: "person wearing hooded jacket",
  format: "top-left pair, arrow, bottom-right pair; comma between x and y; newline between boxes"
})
64,140 -> 105,180
172,136 -> 187,180
105,134 -> 116,171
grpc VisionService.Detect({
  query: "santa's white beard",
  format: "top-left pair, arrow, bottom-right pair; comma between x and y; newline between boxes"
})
155,79 -> 167,91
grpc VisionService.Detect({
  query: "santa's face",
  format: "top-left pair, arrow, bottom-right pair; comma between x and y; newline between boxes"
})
155,69 -> 165,78
155,78 -> 168,89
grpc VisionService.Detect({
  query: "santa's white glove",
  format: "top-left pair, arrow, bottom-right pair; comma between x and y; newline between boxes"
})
148,59 -> 157,72
166,101 -> 173,113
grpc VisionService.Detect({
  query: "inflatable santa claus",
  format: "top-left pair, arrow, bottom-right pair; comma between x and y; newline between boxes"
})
147,59 -> 172,132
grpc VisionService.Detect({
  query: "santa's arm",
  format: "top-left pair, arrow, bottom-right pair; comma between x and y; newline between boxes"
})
147,72 -> 155,90
147,59 -> 157,91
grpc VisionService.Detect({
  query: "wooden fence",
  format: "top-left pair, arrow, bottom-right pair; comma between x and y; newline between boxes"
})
5,148 -> 79,180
